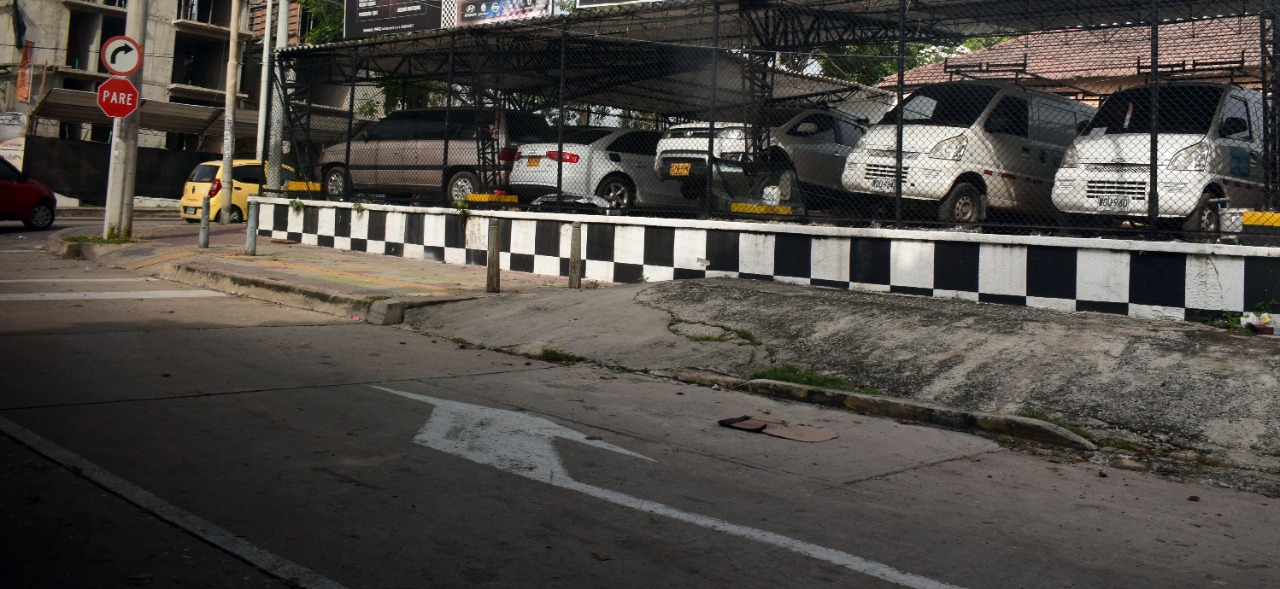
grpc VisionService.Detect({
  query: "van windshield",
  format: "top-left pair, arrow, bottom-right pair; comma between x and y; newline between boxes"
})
879,84 -> 1000,128
1085,85 -> 1225,135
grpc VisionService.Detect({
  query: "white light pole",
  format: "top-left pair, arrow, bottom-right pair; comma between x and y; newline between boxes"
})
220,0 -> 243,224
255,0 -> 273,161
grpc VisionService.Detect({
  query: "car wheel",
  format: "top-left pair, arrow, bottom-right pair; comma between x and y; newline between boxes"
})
324,167 -> 350,201
447,171 -> 480,205
226,206 -> 245,224
22,200 -> 55,230
595,175 -> 635,210
938,183 -> 984,224
1182,190 -> 1222,239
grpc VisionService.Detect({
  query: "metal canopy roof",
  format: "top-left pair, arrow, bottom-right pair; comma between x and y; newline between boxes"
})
280,0 -> 1269,118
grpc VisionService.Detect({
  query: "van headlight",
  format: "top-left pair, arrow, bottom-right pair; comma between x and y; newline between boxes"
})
717,128 -> 745,140
1168,143 -> 1209,171
1060,144 -> 1079,168
928,135 -> 967,161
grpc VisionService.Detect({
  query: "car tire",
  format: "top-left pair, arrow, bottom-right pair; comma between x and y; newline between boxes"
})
22,200 -> 55,230
226,206 -> 245,224
446,171 -> 480,205
938,183 -> 984,224
324,167 -> 350,201
595,175 -> 635,211
1182,189 -> 1222,240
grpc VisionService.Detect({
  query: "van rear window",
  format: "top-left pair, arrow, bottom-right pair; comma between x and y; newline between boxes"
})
188,164 -> 219,182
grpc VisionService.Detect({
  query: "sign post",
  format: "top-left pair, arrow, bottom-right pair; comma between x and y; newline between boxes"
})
99,24 -> 146,239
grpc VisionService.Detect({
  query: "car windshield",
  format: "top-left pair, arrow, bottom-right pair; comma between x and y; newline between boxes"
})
188,164 -> 219,182
1085,85 -> 1225,135
879,84 -> 1001,128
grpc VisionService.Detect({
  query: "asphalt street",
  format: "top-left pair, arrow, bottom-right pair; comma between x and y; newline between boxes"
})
2,224 -> 1278,588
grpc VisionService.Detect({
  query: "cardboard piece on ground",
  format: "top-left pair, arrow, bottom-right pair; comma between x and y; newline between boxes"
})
718,415 -> 838,442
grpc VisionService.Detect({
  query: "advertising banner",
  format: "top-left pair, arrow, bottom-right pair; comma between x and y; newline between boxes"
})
456,0 -> 553,27
16,41 -> 33,102
0,113 -> 27,172
345,0 -> 443,39
575,0 -> 663,8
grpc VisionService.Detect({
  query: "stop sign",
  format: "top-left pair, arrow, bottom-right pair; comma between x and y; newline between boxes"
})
97,77 -> 140,119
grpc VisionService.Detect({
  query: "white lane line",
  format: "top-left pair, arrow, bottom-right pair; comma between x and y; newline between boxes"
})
0,290 -> 224,301
0,416 -> 347,589
374,385 -> 965,589
0,278 -> 158,283
0,249 -> 40,253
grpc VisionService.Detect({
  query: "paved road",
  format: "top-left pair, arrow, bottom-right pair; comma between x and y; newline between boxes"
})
2,227 -> 1278,588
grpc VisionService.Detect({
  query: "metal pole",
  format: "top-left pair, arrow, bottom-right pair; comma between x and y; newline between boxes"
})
895,0 -> 906,224
569,220 -> 582,289
556,18 -> 568,212
220,0 -> 243,224
102,117 -> 125,238
265,0 -> 288,193
117,0 -> 147,237
245,201 -> 259,255
256,0 -> 273,161
199,194 -> 211,248
705,3 -> 719,216
442,33 -> 455,200
486,218 -> 501,293
1148,0 -> 1159,239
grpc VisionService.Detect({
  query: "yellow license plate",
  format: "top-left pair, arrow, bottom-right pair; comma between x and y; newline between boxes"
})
669,162 -> 691,177
527,157 -> 541,167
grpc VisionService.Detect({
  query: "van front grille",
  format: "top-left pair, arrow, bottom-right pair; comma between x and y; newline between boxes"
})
865,163 -> 908,179
866,149 -> 918,160
1085,163 -> 1150,174
1086,180 -> 1147,199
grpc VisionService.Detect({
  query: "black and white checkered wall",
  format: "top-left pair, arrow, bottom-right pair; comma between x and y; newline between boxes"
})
256,197 -> 1280,322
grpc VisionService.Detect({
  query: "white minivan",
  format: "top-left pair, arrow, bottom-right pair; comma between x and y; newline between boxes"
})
842,81 -> 1096,223
1050,82 -> 1265,234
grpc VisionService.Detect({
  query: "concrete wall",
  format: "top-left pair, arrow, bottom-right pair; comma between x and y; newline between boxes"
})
253,197 -> 1280,321
25,135 -> 217,201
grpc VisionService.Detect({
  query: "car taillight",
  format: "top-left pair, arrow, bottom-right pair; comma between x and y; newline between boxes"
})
498,147 -> 520,162
208,178 -> 221,197
546,151 -> 580,164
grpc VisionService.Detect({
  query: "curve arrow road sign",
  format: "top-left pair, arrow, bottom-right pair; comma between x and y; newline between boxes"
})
101,36 -> 142,77
372,385 -> 965,589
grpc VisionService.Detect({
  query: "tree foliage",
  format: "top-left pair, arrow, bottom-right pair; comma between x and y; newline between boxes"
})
817,36 -> 1011,87
299,0 -> 344,45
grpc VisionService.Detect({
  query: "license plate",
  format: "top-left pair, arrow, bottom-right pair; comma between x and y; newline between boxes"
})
526,157 -> 541,167
183,207 -> 197,214
870,177 -> 895,193
669,162 -> 691,177
1097,195 -> 1130,212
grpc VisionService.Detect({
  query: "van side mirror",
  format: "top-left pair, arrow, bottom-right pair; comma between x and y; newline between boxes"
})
1220,117 -> 1248,138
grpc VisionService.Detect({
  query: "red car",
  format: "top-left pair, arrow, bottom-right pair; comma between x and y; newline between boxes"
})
0,158 -> 55,230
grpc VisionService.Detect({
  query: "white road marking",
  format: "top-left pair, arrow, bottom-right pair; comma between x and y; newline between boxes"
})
0,278 -> 158,283
0,416 -> 347,589
0,290 -> 224,301
0,249 -> 39,253
374,385 -> 966,589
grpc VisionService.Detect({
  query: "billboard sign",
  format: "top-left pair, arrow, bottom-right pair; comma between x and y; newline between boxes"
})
456,0 -> 552,27
345,0 -> 443,39
576,0 -> 662,8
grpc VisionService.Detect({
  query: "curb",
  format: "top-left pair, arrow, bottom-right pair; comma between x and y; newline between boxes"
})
57,208 -> 179,219
660,369 -> 1096,450
160,262 -> 377,322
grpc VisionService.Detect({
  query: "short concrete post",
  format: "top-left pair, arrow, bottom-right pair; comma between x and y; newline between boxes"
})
569,220 -> 582,289
198,196 -> 210,249
486,218 -> 501,293
245,200 -> 260,255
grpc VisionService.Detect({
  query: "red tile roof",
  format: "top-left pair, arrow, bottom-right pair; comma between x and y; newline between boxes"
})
880,15 -> 1261,90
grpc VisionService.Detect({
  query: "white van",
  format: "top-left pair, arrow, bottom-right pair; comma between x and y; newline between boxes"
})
1050,82 -> 1265,233
842,81 -> 1096,222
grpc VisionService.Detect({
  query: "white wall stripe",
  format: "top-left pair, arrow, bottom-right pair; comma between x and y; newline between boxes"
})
0,290 -> 225,301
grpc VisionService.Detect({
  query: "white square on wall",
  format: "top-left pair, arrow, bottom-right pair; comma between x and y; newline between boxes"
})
673,228 -> 708,271
890,241 -> 934,289
1185,254 -> 1245,311
810,237 -> 851,283
385,212 -> 406,244
318,208 -> 335,235
614,226 -> 647,265
1076,249 -> 1129,303
349,209 -> 369,240
739,233 -> 775,276
510,219 -> 537,255
979,243 -> 1028,296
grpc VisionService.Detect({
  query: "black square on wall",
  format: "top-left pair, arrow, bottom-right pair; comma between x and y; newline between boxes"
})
445,215 -> 465,248
850,237 -> 891,285
1026,246 -> 1076,300
273,203 -> 288,232
934,241 -> 980,292
1245,256 -> 1280,312
510,253 -> 534,273
644,227 -> 675,267
404,213 -> 425,245
335,208 -> 351,237
586,224 -> 615,261
367,210 -> 387,241
535,220 -> 561,256
302,206 -> 319,234
1129,251 -> 1185,308
774,233 -> 811,278
706,230 -> 739,272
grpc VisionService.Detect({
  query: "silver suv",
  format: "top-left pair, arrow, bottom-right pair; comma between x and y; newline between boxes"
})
655,108 -> 868,201
318,108 -> 553,201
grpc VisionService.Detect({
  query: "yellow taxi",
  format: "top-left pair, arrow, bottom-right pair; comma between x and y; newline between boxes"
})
178,160 -> 317,223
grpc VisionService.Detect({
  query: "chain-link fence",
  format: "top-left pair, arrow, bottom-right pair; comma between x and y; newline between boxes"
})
271,2 -> 1280,243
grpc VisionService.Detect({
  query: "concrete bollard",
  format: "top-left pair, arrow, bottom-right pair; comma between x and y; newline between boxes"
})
198,196 -> 210,248
569,220 -> 582,289
486,218 -> 501,293
245,200 -> 259,255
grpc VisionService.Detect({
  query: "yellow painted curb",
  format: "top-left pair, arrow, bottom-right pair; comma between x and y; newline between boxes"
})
1242,211 -> 1280,227
467,193 -> 519,203
730,203 -> 793,215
